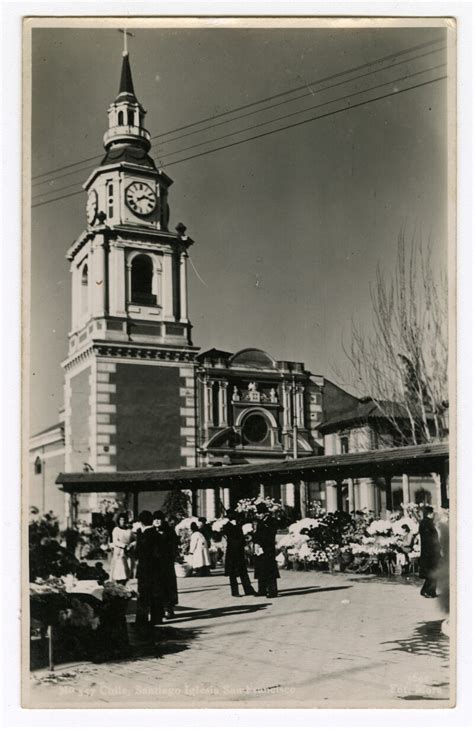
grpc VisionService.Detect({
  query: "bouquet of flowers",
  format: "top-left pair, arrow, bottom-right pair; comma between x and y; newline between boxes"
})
366,519 -> 393,536
102,581 -> 134,602
235,496 -> 286,523
30,577 -> 71,627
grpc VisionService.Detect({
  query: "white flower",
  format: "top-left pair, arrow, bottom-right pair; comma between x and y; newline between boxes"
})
211,518 -> 229,532
289,518 -> 320,534
175,516 -> 200,533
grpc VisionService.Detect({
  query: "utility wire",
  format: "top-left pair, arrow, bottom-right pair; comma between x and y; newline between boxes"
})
31,73 -> 446,210
33,62 -> 446,203
163,74 -> 446,171
158,62 -> 446,162
32,36 -> 445,182
32,57 -> 445,202
156,44 -> 445,152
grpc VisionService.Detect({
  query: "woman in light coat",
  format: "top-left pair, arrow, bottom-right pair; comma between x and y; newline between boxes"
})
110,513 -> 133,584
189,522 -> 211,576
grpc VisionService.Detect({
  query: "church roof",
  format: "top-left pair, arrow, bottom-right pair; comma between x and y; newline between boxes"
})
100,143 -> 156,169
117,52 -> 137,101
318,398 -> 410,432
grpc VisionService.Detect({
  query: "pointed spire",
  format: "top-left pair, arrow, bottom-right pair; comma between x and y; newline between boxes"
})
118,52 -> 136,98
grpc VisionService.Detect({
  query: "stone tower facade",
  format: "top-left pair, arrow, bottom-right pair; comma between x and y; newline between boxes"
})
62,50 -> 199,517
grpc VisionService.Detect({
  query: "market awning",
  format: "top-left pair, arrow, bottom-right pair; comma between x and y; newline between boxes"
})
56,442 -> 449,493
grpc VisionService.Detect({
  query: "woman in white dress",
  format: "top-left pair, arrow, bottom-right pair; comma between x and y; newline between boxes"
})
189,522 -> 211,576
110,513 -> 134,584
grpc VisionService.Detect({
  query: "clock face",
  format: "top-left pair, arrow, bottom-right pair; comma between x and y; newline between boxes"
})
125,181 -> 157,216
86,189 -> 98,224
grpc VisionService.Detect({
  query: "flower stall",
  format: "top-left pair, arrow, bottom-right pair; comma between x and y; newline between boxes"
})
276,504 -> 431,575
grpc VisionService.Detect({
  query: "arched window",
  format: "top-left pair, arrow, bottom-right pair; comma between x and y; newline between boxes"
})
81,263 -> 89,316
34,456 -> 42,475
127,109 -> 135,127
131,255 -> 156,305
118,110 -> 124,125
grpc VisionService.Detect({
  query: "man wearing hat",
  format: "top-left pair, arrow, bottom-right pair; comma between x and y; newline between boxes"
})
253,503 -> 280,598
153,510 -> 179,618
222,510 -> 257,597
135,510 -> 163,630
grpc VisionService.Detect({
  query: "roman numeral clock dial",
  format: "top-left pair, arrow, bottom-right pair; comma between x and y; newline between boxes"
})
125,181 -> 158,216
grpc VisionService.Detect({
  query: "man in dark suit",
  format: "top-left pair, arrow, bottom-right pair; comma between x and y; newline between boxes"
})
222,511 -> 257,597
135,510 -> 163,630
153,510 -> 179,619
253,502 -> 280,598
418,506 -> 441,598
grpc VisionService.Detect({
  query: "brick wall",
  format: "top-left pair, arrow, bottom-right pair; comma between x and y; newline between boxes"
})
69,367 -> 91,471
95,361 -> 196,471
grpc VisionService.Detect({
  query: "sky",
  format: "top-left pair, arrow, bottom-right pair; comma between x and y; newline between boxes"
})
29,23 -> 449,434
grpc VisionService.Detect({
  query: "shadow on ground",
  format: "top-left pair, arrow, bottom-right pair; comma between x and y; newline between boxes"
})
277,585 -> 352,598
382,619 -> 449,660
123,625 -> 203,663
164,602 -> 270,624
347,574 -> 422,585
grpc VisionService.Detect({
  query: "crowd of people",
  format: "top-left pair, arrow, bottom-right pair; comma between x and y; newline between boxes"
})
82,500 -> 447,634
106,504 -> 281,634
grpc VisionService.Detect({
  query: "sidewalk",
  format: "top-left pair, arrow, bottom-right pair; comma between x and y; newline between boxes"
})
27,568 -> 452,708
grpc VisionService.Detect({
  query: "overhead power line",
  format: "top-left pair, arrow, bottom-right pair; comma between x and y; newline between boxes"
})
31,73 -> 446,210
155,43 -> 445,151
32,36 -> 446,183
158,62 -> 446,162
32,56 -> 445,202
163,75 -> 446,170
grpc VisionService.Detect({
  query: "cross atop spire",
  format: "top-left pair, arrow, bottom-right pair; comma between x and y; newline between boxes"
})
117,29 -> 136,98
118,28 -> 134,56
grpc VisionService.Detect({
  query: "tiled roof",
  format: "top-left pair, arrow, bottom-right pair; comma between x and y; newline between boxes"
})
318,398 -> 409,432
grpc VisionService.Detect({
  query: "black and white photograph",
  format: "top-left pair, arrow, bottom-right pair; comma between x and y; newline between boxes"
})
23,16 -> 455,709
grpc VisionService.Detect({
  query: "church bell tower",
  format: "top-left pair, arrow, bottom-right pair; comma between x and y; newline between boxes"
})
63,48 -> 199,513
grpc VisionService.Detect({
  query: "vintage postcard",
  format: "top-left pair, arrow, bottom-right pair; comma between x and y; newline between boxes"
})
22,16 -> 455,709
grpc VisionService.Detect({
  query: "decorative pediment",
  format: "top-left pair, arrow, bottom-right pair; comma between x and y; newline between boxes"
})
229,348 -> 277,370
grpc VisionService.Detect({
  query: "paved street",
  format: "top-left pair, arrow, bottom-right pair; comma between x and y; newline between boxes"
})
27,568 -> 452,708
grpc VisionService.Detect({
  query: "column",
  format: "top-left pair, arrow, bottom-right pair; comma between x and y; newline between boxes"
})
205,488 -> 217,520
218,380 -> 228,426
125,259 -> 132,308
220,487 -> 230,510
299,480 -> 308,517
70,263 -> 77,330
204,379 -> 214,428
347,478 -> 355,514
402,473 -> 410,511
110,244 -> 126,316
440,460 -> 449,509
179,251 -> 188,322
296,387 -> 304,427
285,483 -> 295,508
259,484 -> 265,498
336,480 -> 344,511
325,482 -> 338,513
281,383 -> 291,431
162,251 -> 174,319
92,237 -> 107,317
191,487 -> 199,516
133,491 -> 139,518
384,475 -> 393,513
359,479 -> 376,512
